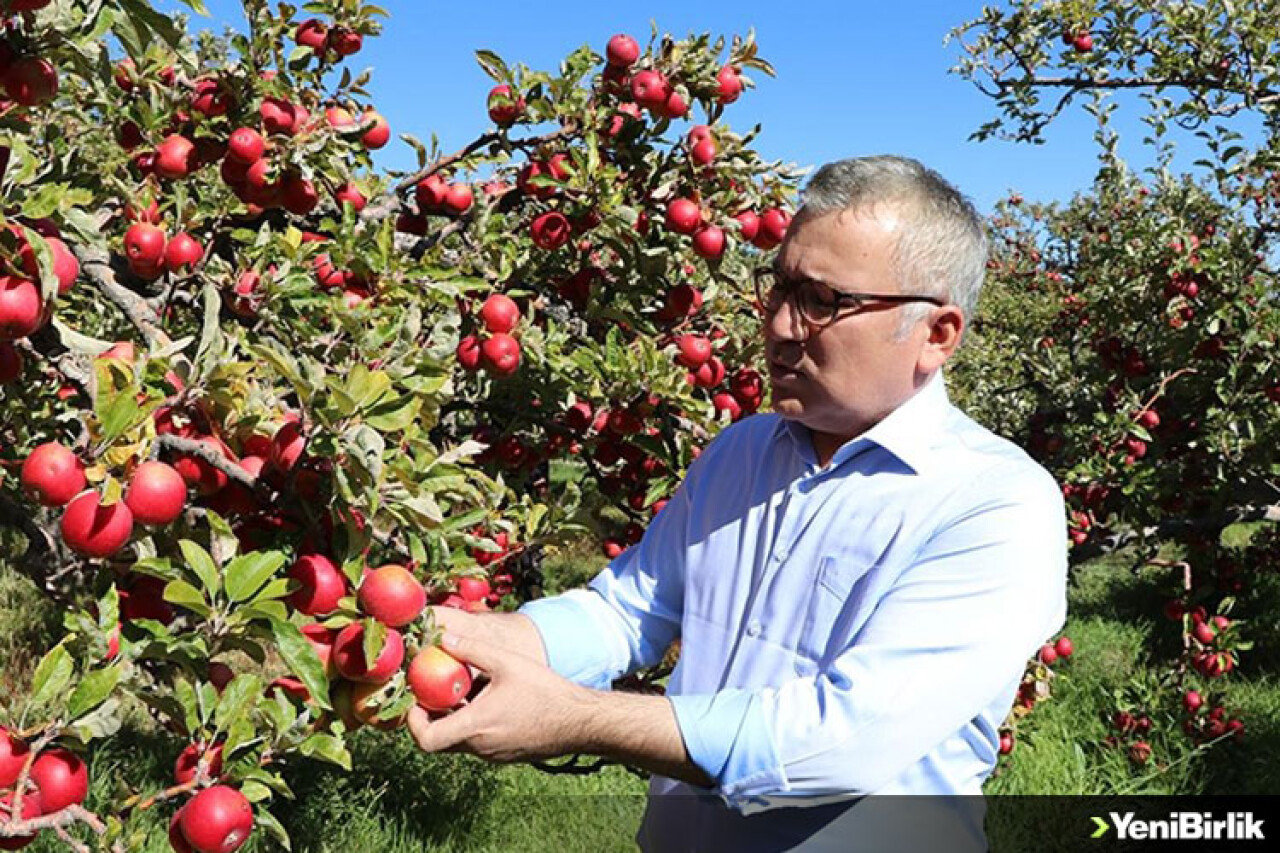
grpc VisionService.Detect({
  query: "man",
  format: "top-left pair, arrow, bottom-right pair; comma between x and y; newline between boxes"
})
409,155 -> 1068,851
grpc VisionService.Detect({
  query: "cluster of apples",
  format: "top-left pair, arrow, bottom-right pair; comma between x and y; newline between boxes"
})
18,440 -> 188,559
0,730 -> 88,850
293,17 -> 365,61
455,293 -> 522,378
285,556 -> 474,730
601,33 -> 743,120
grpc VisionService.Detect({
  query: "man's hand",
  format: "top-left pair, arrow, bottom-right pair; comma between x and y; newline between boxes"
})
407,630 -> 593,762
408,629 -> 715,789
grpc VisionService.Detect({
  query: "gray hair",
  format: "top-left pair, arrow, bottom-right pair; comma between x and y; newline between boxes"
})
799,155 -> 988,337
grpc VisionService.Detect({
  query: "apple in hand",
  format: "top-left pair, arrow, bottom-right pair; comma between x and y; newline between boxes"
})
408,645 -> 472,712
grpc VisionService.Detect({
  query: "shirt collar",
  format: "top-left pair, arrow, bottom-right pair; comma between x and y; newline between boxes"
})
773,371 -> 951,475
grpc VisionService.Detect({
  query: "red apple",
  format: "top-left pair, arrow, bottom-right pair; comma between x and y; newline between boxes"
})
173,741 -> 224,785
269,420 -> 305,471
690,137 -> 716,167
358,565 -> 426,628
716,65 -> 743,104
479,293 -> 520,334
287,553 -> 348,616
630,70 -> 669,109
0,276 -> 43,340
359,110 -> 390,149
331,623 -> 404,683
457,577 -> 491,602
124,461 -> 187,525
45,236 -> 78,294
29,748 -> 88,812
259,97 -> 300,135
408,645 -> 472,712
0,790 -> 41,849
480,333 -> 521,376
124,222 -> 167,268
154,135 -> 197,180
605,34 -> 640,68
665,198 -> 701,235
20,442 -> 85,506
675,335 -> 712,368
282,174 -> 319,216
753,208 -> 790,250
4,57 -> 58,107
487,84 -> 525,126
295,18 -> 328,51
164,232 -> 204,273
178,785 -> 253,853
692,225 -> 725,259
327,27 -> 363,57
61,491 -> 134,558
455,334 -> 482,371
530,212 -> 570,250
333,183 -> 366,211
225,127 -> 265,164
415,173 -> 449,210
443,183 -> 473,215
171,437 -> 229,496
0,727 -> 30,788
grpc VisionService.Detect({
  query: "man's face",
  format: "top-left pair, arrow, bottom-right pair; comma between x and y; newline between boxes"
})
764,207 -> 936,449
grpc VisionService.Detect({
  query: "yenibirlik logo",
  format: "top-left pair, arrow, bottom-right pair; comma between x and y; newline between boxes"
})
1091,812 -> 1265,842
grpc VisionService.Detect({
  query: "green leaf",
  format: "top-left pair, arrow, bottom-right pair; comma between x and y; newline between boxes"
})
193,281 -> 224,380
119,0 -> 188,50
254,807 -> 293,851
214,673 -> 263,734
474,49 -> 510,82
249,577 -> 294,605
173,678 -> 203,733
364,394 -> 419,432
164,580 -> 212,617
362,618 -> 387,673
1220,521 -> 1266,549
270,619 -> 332,711
97,585 -> 120,638
28,643 -> 74,710
179,540 -> 222,597
67,666 -> 122,720
297,733 -> 352,770
96,386 -> 144,446
225,551 -> 287,603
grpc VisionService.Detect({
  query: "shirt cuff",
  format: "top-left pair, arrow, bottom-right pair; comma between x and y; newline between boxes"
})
517,592 -> 617,690
668,689 -> 788,811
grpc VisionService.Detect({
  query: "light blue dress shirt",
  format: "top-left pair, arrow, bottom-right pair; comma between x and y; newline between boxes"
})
520,373 -> 1068,850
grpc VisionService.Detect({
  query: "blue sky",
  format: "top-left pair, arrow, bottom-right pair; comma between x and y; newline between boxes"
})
163,1 -> 1199,214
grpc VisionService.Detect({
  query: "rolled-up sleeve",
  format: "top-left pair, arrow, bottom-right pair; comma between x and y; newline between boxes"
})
669,468 -> 1067,811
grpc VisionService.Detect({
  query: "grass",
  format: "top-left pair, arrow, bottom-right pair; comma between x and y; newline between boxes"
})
3,543 -> 1278,851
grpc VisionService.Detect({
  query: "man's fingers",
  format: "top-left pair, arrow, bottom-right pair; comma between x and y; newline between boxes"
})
440,630 -> 503,673
427,605 -> 473,636
407,704 -> 470,753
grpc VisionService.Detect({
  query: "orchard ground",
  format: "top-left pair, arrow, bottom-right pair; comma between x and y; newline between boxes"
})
4,541 -> 1279,852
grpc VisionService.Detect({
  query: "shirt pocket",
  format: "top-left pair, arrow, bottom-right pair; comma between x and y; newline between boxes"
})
797,556 -> 863,664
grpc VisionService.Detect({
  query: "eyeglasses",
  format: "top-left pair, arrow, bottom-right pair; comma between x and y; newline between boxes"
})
752,266 -> 946,329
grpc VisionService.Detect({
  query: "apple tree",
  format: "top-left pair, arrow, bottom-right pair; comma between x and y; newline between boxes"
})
949,0 -> 1279,775
0,1 -> 796,849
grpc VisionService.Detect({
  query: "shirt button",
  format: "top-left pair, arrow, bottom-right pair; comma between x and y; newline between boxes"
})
746,622 -> 763,638
776,549 -> 789,562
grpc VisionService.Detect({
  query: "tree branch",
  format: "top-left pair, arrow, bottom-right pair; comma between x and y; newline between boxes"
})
71,242 -> 167,349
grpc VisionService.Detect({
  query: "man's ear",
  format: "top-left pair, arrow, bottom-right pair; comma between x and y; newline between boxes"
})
917,306 -> 965,374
